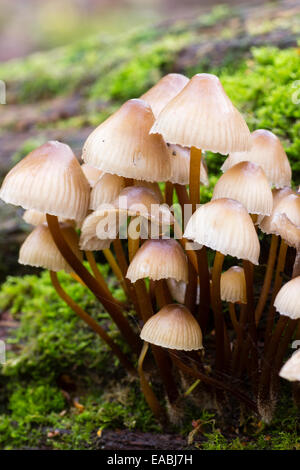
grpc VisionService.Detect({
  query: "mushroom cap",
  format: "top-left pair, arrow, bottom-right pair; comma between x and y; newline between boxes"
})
133,180 -> 163,203
260,192 -> 300,249
258,187 -> 294,233
279,349 -> 300,382
19,224 -> 82,273
220,266 -> 247,304
126,239 -> 188,283
167,144 -> 209,186
221,129 -> 292,188
23,209 -> 74,227
150,73 -> 251,154
184,198 -> 260,264
140,304 -> 203,350
80,234 -> 112,251
89,173 -> 125,210
213,161 -> 273,216
82,99 -> 171,182
140,73 -> 189,118
0,141 -> 90,221
274,276 -> 300,320
81,163 -> 102,188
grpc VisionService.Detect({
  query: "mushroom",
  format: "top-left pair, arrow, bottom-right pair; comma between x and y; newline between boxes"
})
89,173 -> 125,211
81,163 -> 102,188
279,349 -> 300,382
140,304 -> 203,351
222,129 -> 292,189
82,99 -> 171,182
274,276 -> 300,320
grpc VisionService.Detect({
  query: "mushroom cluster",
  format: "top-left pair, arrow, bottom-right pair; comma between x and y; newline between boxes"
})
1,72 -> 299,423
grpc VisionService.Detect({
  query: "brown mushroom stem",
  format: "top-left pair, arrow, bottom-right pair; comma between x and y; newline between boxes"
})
175,184 -> 190,220
138,342 -> 165,420
243,259 -> 258,391
102,248 -> 129,297
292,250 -> 300,278
184,260 -> 198,314
255,234 -> 279,325
173,219 -> 198,272
85,251 -> 111,297
189,146 -> 201,213
264,239 -> 288,347
165,182 -> 174,206
212,251 -> 226,370
155,279 -> 172,308
232,304 -> 248,373
49,271 -> 135,375
46,214 -> 141,354
196,247 -> 211,332
229,303 -> 241,338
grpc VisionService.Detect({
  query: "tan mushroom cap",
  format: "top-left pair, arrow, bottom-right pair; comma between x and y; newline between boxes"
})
260,192 -> 300,249
150,73 -> 251,154
220,266 -> 247,304
82,99 -> 171,182
259,187 -> 294,233
133,180 -> 163,203
81,163 -> 102,188
221,129 -> 292,188
274,276 -> 300,320
0,141 -> 90,221
167,144 -> 209,186
279,349 -> 300,382
19,224 -> 82,273
23,209 -> 74,227
89,173 -> 125,210
184,198 -> 260,264
140,304 -> 203,351
80,234 -> 112,251
140,73 -> 189,118
126,239 -> 188,283
213,161 -> 273,216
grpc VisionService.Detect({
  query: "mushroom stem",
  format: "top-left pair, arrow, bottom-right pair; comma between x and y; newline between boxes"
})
173,219 -> 198,272
189,146 -> 201,213
175,184 -> 190,221
49,271 -> 136,375
85,251 -> 111,297
243,259 -> 258,391
165,182 -> 174,206
46,214 -> 141,354
102,248 -> 130,298
212,251 -> 226,370
138,342 -> 165,420
184,260 -> 198,314
155,279 -> 172,308
229,303 -> 241,338
255,234 -> 279,325
196,247 -> 211,332
264,239 -> 288,347
232,304 -> 247,373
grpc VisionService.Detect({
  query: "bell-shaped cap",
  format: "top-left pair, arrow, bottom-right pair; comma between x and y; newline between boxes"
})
150,73 -> 251,154
23,209 -> 74,227
126,239 -> 188,283
260,192 -> 300,249
259,187 -> 294,233
19,224 -> 82,273
81,163 -> 102,188
167,144 -> 208,186
220,266 -> 247,304
279,349 -> 300,382
184,198 -> 260,264
82,99 -> 171,182
274,276 -> 300,320
140,304 -> 203,350
213,161 -> 273,216
140,73 -> 189,118
221,129 -> 292,188
133,180 -> 163,203
0,141 -> 90,221
89,173 -> 125,210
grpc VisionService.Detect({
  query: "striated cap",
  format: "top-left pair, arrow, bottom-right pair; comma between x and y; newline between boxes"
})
213,161 -> 273,216
0,141 -> 90,221
140,304 -> 203,350
19,224 -> 82,273
274,276 -> 300,320
150,73 -> 251,154
126,239 -> 188,283
184,198 -> 260,264
23,209 -> 74,227
220,266 -> 247,304
167,278 -> 187,304
89,173 -> 125,210
81,163 -> 102,188
279,349 -> 300,382
221,129 -> 292,188
167,144 -> 208,186
140,73 -> 189,118
82,99 -> 171,182
133,180 -> 163,203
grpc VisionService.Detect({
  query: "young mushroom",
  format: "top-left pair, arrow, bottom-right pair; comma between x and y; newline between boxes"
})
274,276 -> 300,320
89,173 -> 125,210
222,129 -> 292,189
279,349 -> 300,382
